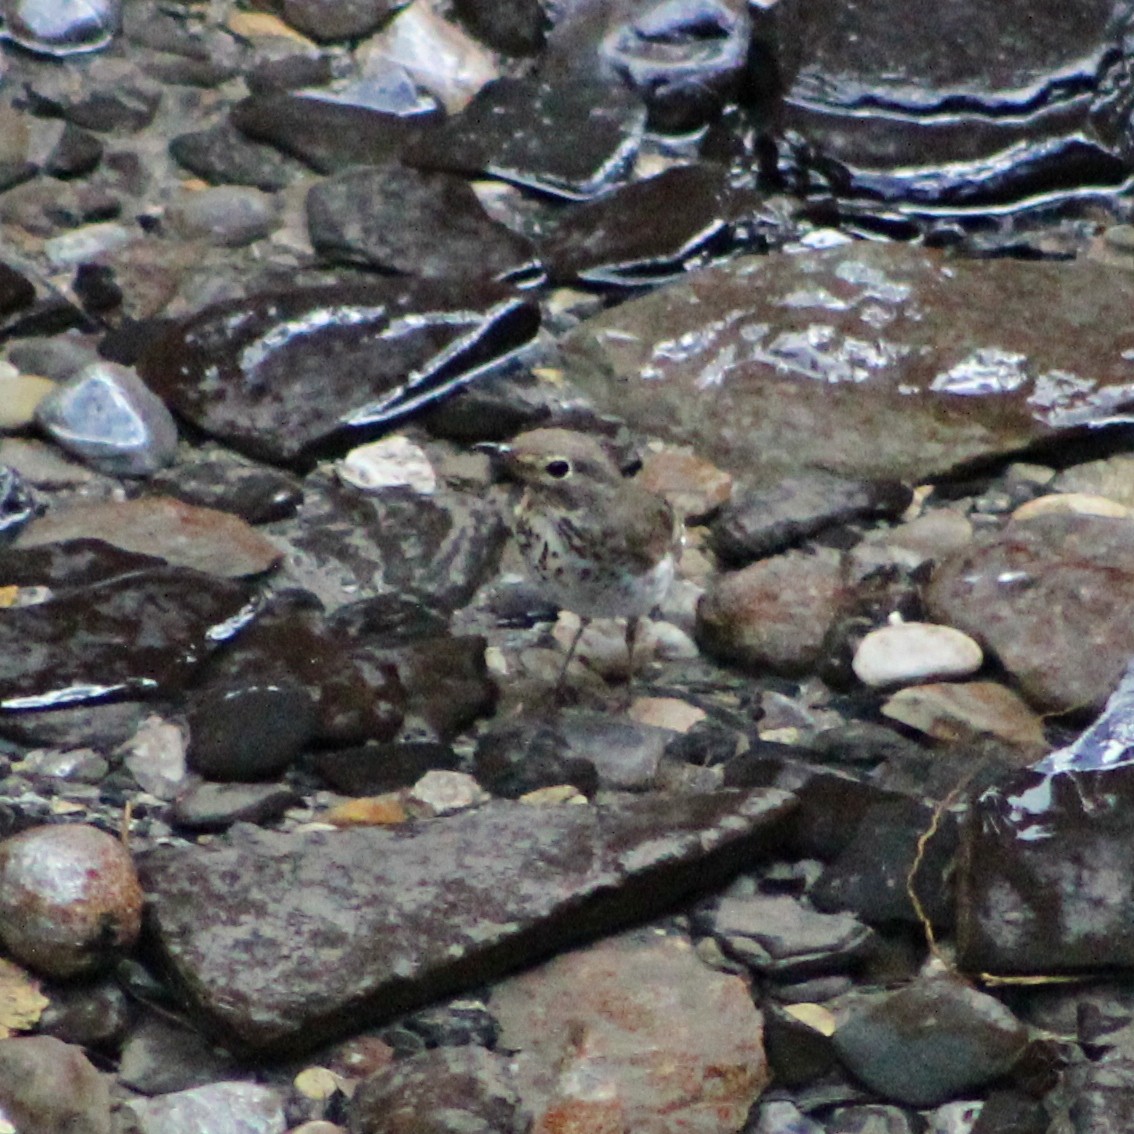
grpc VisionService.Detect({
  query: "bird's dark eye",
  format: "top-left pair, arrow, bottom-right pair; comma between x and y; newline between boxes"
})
545,459 -> 571,479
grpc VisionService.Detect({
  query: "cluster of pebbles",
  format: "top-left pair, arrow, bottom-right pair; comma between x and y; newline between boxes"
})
6,1 -> 1134,1133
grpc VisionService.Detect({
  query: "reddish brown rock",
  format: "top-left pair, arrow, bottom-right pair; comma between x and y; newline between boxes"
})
0,825 -> 143,979
0,1036 -> 110,1134
15,497 -> 281,579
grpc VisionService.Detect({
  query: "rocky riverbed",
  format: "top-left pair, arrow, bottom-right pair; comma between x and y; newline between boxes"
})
5,1 -> 1134,1132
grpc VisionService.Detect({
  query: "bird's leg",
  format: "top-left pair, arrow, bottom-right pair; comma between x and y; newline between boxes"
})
621,615 -> 640,710
554,616 -> 588,703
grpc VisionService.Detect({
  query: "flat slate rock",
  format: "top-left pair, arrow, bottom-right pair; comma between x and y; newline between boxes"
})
560,243 -> 1134,483
138,789 -> 795,1056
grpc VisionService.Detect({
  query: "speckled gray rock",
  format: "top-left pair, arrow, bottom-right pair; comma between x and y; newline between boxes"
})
34,361 -> 178,477
139,789 -> 794,1055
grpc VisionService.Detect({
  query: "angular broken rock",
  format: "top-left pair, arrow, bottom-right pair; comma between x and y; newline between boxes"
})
139,790 -> 794,1055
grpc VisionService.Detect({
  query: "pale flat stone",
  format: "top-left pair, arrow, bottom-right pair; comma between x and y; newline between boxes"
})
852,622 -> 983,688
1013,492 -> 1130,521
0,374 -> 55,431
336,435 -> 436,495
882,681 -> 1047,752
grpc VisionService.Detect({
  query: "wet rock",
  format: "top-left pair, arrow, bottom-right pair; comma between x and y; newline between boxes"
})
171,781 -> 299,832
406,76 -> 645,199
927,513 -> 1134,713
44,123 -> 103,178
349,1045 -> 522,1134
637,445 -> 733,523
473,717 -> 600,799
16,497 -> 281,578
539,163 -> 743,286
599,0 -> 751,132
852,622 -> 984,688
34,360 -> 178,477
697,548 -> 849,675
0,261 -> 36,315
165,186 -> 281,247
831,977 -> 1028,1106
146,455 -> 303,524
713,471 -> 912,565
139,788 -> 794,1054
39,978 -> 130,1050
761,1004 -> 837,1089
169,120 -> 301,190
453,0 -> 546,55
271,472 -> 506,613
0,0 -> 119,56
0,465 -> 38,543
777,0 -> 1134,209
118,1014 -> 238,1095
118,1081 -> 286,1134
0,699 -> 150,751
811,795 -> 959,927
0,823 -> 142,978
957,759 -> 1134,972
1046,1060 -> 1134,1134
306,163 -> 538,282
491,928 -> 769,1133
709,890 -> 875,978
311,741 -> 457,796
560,244 -> 1134,483
545,710 -> 670,790
230,93 -> 434,174
881,681 -> 1048,753
750,1099 -> 826,1134
0,1036 -> 110,1134
0,538 -> 164,591
137,279 -> 539,463
272,0 -> 404,43
0,566 -> 252,709
1052,454 -> 1134,509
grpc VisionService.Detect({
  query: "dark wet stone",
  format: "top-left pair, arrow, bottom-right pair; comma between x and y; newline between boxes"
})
137,280 -> 540,463
34,361 -> 179,477
928,514 -> 1134,714
539,162 -> 742,286
831,977 -> 1028,1106
0,566 -> 252,710
811,795 -> 958,928
39,979 -> 131,1052
474,718 -> 600,799
171,781 -> 300,832
957,763 -> 1134,972
307,163 -> 539,283
246,53 -> 335,96
139,788 -> 794,1054
453,0 -> 546,55
599,0 -> 751,132
326,593 -> 450,644
713,471 -> 912,565
406,76 -> 645,200
349,1046 -> 521,1134
44,124 -> 104,179
0,539 -> 165,590
64,85 -> 163,134
0,263 -> 36,316
271,473 -> 507,613
146,457 -> 303,525
709,890 -> 874,978
271,0 -> 405,42
187,680 -> 319,782
118,1014 -> 239,1096
777,0 -> 1134,208
0,162 -> 37,195
401,999 -> 500,1050
971,1090 -> 1049,1134
191,591 -> 406,749
230,93 -> 437,175
762,1003 -> 837,1088
73,264 -> 122,314
560,244 -> 1134,483
0,467 -> 39,544
312,741 -> 459,796
169,122 -> 300,191
0,699 -> 150,751
166,186 -> 281,248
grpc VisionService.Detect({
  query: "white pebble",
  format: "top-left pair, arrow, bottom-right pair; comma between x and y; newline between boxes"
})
337,435 -> 436,494
852,622 -> 983,688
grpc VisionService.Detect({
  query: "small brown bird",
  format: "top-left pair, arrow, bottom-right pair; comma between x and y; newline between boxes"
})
494,428 -> 679,697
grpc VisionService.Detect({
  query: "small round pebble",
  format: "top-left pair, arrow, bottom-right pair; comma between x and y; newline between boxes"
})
852,622 -> 983,688
0,824 -> 143,978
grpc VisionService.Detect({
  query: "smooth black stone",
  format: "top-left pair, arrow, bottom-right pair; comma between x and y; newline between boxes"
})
73,264 -> 122,313
146,458 -> 303,524
187,680 -> 319,781
0,264 -> 36,317
169,121 -> 300,190
44,124 -> 104,179
306,163 -> 540,282
268,0 -> 404,42
453,0 -> 547,54
405,76 -> 646,200
0,567 -> 253,711
137,280 -> 540,463
230,93 -> 440,175
311,741 -> 458,795
539,162 -> 742,286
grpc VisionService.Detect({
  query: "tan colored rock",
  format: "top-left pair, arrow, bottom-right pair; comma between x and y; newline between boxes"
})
1013,492 -> 1130,521
0,373 -> 55,431
639,447 -> 733,523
